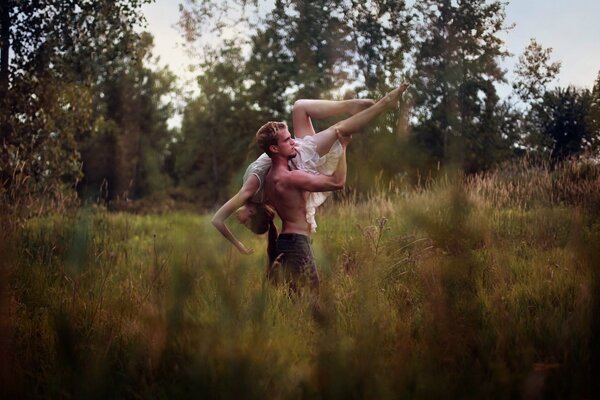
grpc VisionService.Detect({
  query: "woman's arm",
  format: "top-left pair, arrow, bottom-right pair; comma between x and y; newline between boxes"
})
211,175 -> 260,255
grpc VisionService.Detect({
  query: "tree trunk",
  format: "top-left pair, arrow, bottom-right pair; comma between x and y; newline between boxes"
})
0,1 -> 9,101
0,1 -> 11,191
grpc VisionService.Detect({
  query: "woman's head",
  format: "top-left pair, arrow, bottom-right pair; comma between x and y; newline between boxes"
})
235,202 -> 275,234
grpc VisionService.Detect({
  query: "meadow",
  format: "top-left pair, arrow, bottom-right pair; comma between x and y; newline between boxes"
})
1,160 -> 599,399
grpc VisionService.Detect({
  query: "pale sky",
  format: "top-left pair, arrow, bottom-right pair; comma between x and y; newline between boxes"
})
502,0 -> 600,90
142,0 -> 600,125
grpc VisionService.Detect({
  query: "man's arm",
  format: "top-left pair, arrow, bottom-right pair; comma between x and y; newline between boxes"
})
287,134 -> 350,192
211,175 -> 260,255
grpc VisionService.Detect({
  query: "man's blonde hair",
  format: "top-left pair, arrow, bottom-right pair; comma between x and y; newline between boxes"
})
256,121 -> 286,156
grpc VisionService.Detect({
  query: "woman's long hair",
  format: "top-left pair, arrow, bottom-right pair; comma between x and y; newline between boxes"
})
247,204 -> 280,281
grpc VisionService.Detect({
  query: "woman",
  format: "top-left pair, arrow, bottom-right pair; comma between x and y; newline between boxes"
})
212,84 -> 409,257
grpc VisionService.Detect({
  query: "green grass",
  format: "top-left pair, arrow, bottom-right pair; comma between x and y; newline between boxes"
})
2,163 -> 600,399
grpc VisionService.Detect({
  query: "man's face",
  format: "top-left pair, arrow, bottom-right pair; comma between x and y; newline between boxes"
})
273,127 -> 297,159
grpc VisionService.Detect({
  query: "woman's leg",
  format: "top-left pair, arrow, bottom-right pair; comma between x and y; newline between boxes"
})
311,83 -> 410,156
292,99 -> 375,139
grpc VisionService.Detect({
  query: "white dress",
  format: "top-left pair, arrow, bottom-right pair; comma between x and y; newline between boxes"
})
242,135 -> 343,232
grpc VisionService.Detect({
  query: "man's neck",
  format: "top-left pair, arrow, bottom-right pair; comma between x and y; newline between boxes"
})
271,154 -> 290,170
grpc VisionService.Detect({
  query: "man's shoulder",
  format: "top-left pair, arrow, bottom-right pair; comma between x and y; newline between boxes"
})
267,167 -> 294,182
278,169 -> 313,188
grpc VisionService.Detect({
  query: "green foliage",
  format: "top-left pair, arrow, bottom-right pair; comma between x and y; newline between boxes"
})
585,71 -> 600,156
173,45 -> 261,206
529,86 -> 593,162
409,0 -> 512,173
341,0 -> 411,93
282,0 -> 353,99
0,0 -> 153,208
177,0 -> 415,200
180,0 -> 412,95
245,3 -> 296,121
510,42 -> 599,162
3,0 -> 600,211
513,38 -> 562,104
78,32 -> 177,201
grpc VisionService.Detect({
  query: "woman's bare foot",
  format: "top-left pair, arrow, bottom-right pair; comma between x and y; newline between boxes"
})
331,83 -> 411,137
383,82 -> 410,109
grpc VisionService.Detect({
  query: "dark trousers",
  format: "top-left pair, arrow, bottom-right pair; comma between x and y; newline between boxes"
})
275,233 -> 320,296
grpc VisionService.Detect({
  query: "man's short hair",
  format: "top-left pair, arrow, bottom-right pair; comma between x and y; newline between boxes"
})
256,121 -> 286,156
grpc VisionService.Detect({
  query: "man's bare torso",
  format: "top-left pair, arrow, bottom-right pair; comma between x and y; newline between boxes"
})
265,167 -> 311,235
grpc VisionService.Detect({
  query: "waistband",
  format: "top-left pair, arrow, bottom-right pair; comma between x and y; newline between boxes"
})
277,233 -> 311,242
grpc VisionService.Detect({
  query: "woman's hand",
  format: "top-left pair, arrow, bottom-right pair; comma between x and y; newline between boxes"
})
236,242 -> 254,255
212,175 -> 261,253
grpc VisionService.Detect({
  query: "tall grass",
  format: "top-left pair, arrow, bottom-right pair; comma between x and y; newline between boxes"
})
1,160 -> 599,399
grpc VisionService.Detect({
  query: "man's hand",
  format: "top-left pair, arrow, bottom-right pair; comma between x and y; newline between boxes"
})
336,128 -> 352,148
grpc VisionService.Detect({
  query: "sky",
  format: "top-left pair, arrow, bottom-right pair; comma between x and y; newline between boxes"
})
501,0 -> 600,90
141,0 -> 600,125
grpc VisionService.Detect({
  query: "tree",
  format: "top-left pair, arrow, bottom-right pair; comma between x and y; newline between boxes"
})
78,33 -> 177,201
341,0 -> 411,94
513,38 -> 561,105
285,0 -> 353,99
174,45 -> 261,206
178,0 -> 416,193
0,0 -> 151,204
585,71 -> 600,157
409,0 -> 511,173
530,86 -> 592,162
243,0 -> 297,123
510,39 -> 583,161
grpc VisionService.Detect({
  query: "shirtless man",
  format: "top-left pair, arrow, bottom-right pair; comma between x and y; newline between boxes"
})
255,83 -> 409,294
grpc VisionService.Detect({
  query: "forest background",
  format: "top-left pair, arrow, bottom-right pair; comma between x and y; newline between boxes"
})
1,1 -> 600,398
1,0 -> 599,213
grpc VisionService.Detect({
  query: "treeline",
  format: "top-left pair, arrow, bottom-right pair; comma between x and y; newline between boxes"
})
0,0 -> 175,211
1,0 -> 599,213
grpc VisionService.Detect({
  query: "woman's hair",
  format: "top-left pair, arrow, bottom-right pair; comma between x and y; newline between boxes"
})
246,203 -> 275,234
247,203 -> 280,282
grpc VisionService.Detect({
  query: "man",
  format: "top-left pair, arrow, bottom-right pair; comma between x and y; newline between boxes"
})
256,83 -> 409,295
